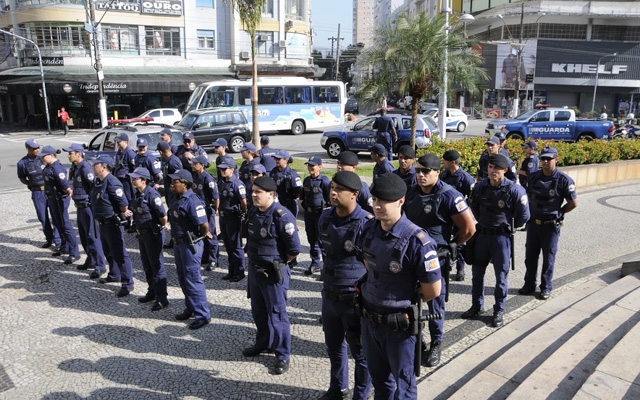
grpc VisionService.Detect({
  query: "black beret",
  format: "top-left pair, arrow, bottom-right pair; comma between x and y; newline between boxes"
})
398,145 -> 415,158
253,176 -> 277,192
337,151 -> 359,166
489,154 -> 509,169
332,171 -> 362,192
417,153 -> 441,170
442,149 -> 460,161
370,173 -> 407,201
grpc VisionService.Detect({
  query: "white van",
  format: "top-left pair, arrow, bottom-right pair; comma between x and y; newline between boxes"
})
424,108 -> 468,132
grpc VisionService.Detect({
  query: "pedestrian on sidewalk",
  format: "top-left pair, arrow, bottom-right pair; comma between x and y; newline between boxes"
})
57,107 -> 69,135
462,154 -> 529,328
519,146 -> 577,300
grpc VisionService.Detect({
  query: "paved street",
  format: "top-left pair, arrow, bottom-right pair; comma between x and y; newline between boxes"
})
1,121 -> 638,398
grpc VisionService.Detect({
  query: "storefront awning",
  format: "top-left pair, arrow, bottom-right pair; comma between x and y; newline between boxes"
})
0,66 -> 236,95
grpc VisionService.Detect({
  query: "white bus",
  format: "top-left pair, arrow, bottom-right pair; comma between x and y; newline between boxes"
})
183,78 -> 346,135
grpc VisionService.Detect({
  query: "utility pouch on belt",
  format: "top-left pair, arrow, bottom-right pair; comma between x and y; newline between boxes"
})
353,273 -> 367,317
407,304 -> 422,335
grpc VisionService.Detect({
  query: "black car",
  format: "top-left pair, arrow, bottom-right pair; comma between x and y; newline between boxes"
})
345,98 -> 359,114
174,108 -> 251,152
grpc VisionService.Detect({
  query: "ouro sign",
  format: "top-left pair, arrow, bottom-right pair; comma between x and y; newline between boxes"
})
96,0 -> 182,16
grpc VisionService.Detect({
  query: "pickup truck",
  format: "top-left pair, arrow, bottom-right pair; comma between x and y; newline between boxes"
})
485,108 -> 615,141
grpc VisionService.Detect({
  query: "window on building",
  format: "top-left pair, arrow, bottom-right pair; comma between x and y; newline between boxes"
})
593,25 -> 640,42
537,23 -> 586,40
197,30 -> 215,49
145,27 -> 180,56
196,0 -> 213,7
285,0 -> 305,21
262,0 -> 274,18
256,31 -> 274,58
23,22 -> 89,53
102,25 -> 138,53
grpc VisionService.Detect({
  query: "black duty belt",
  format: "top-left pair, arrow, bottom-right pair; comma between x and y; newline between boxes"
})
136,227 -> 157,235
74,203 -> 90,209
30,186 -> 45,192
477,226 -> 511,235
219,210 -> 237,217
172,235 -> 194,244
306,207 -> 325,213
534,218 -> 558,225
46,194 -> 68,200
323,288 -> 358,305
96,218 -> 115,225
361,307 -> 408,325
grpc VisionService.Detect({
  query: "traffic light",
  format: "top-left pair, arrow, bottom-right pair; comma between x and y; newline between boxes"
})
525,74 -> 534,83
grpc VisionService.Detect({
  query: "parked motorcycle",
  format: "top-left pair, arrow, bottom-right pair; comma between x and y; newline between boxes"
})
625,122 -> 640,138
612,119 -> 628,139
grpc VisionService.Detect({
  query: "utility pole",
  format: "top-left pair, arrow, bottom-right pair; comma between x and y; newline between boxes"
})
335,24 -> 342,81
513,1 -> 524,118
88,0 -> 107,128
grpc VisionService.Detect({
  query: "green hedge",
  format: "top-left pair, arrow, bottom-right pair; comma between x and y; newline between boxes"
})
420,137 -> 640,173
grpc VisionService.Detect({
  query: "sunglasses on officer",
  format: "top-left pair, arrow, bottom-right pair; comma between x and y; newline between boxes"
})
415,167 -> 434,175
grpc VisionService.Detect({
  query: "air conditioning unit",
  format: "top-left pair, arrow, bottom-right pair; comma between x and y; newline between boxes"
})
239,51 -> 250,60
279,40 -> 287,48
286,20 -> 294,29
258,34 -> 269,42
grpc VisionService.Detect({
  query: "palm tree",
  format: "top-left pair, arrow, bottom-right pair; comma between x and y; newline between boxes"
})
226,0 -> 266,147
358,13 -> 487,146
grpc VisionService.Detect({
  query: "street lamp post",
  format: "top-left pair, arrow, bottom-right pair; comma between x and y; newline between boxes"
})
439,1 -> 474,140
591,52 -> 617,113
0,29 -> 51,134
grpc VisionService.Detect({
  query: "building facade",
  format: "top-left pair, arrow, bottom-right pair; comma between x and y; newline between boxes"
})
0,0 -> 313,127
463,0 -> 640,118
352,0 -> 374,47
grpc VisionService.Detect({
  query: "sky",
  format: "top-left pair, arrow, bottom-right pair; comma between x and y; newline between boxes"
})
311,0 -> 353,56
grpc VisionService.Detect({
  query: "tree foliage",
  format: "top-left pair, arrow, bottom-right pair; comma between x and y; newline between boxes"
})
357,13 -> 488,146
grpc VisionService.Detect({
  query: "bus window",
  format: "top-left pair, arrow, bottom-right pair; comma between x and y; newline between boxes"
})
314,86 -> 340,103
239,87 -> 252,106
285,86 -> 311,104
201,87 -> 235,108
259,87 -> 282,105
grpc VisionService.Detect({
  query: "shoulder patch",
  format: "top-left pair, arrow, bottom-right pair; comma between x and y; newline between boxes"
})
58,172 -> 66,180
520,194 -> 528,205
154,197 -> 162,207
115,188 -> 124,198
365,213 -> 374,220
568,184 -> 576,192
284,222 -> 295,236
415,230 -> 430,246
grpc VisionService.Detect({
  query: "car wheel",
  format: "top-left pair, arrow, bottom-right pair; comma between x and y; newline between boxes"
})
457,122 -> 466,132
326,140 -> 345,158
291,120 -> 305,135
228,136 -> 246,153
506,132 -> 524,140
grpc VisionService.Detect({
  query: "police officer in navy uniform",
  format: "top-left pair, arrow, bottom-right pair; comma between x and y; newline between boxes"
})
64,144 -> 106,274
158,141 -> 182,207
168,169 -> 212,330
89,155 -> 135,297
440,149 -> 476,281
517,141 -> 540,190
175,132 -> 208,173
40,145 -> 80,264
159,127 -> 178,154
477,136 -> 517,182
370,144 -> 394,178
336,151 -> 373,213
247,164 -> 267,210
269,150 -> 302,217
403,154 -> 476,367
520,146 -> 577,300
358,173 -> 442,399
243,176 -> 301,375
301,155 -> 331,276
192,155 -> 220,272
239,142 -> 261,188
126,167 -> 170,311
213,138 -> 238,182
17,139 -> 60,248
462,154 -> 530,327
372,108 -> 397,161
494,131 -> 510,157
258,135 -> 278,173
134,137 -> 163,185
113,133 -> 136,202
393,145 -> 417,189
218,160 -> 248,282
318,171 -> 372,400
